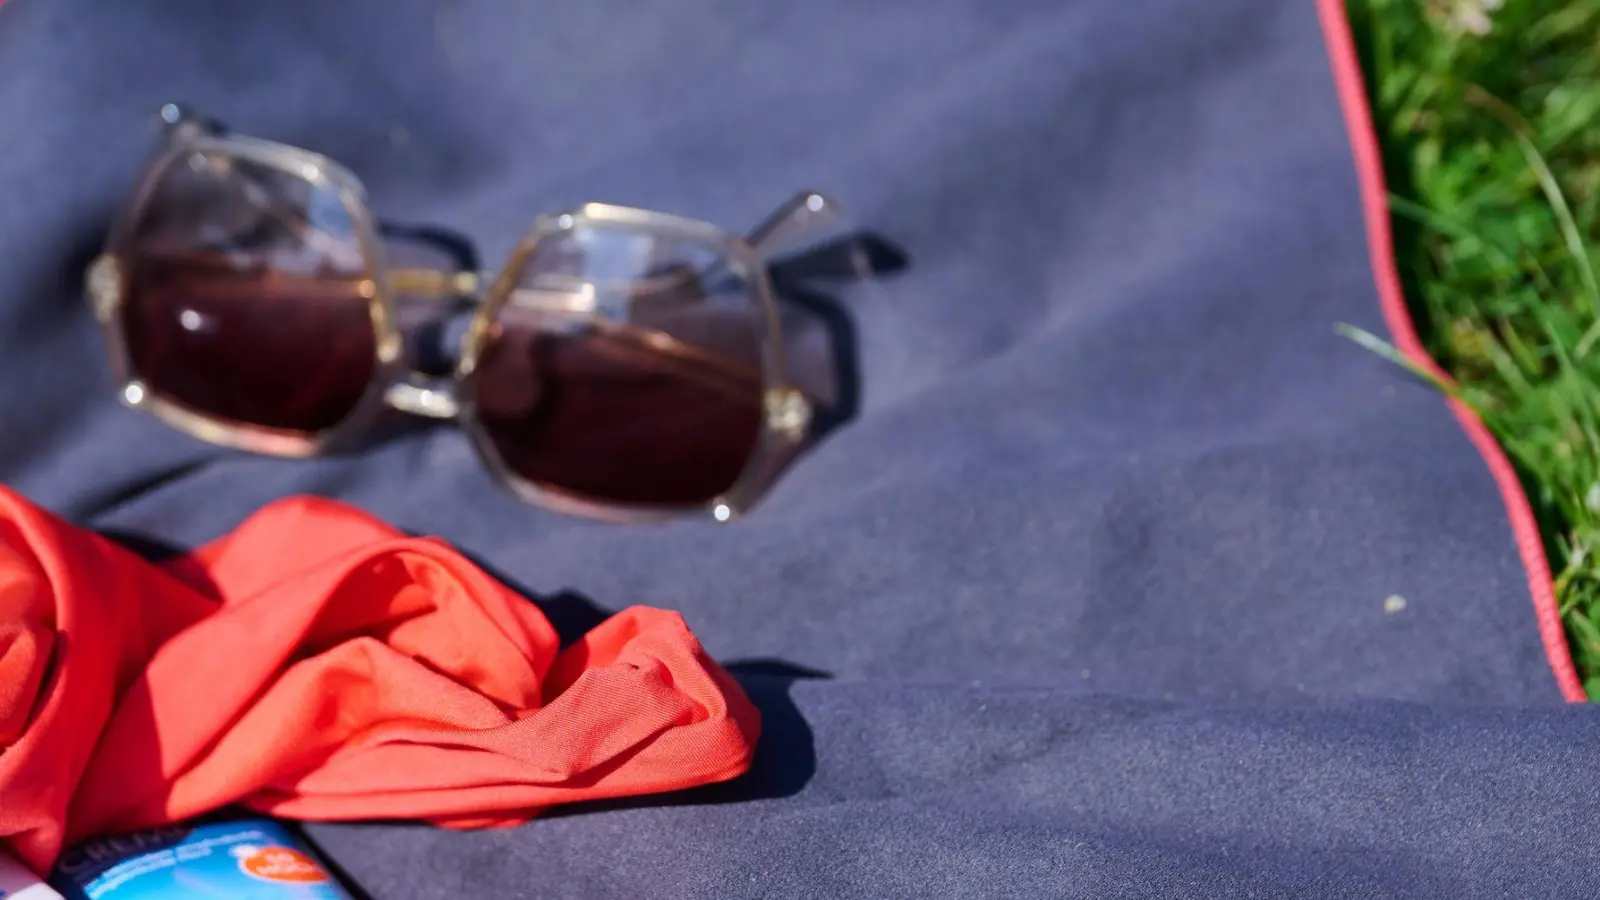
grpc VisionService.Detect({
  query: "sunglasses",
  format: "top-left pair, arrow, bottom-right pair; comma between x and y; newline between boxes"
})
86,104 -> 833,523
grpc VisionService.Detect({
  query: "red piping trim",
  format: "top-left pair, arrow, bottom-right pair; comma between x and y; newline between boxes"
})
1314,0 -> 1584,702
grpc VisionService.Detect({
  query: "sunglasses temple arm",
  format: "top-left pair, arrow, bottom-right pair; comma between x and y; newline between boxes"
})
744,191 -> 841,257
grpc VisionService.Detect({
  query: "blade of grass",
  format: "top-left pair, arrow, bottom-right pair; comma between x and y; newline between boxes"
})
1388,193 -> 1517,270
1465,86 -> 1600,353
1388,193 -> 1559,292
1334,323 -> 1470,402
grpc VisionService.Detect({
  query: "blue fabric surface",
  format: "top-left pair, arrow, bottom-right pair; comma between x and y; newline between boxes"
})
0,0 -> 1594,896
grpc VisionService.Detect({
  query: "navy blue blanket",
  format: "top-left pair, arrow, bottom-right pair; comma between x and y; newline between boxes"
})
1,0 -> 1594,895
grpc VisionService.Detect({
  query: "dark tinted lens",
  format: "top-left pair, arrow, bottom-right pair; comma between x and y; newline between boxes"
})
119,150 -> 377,434
472,225 -> 767,508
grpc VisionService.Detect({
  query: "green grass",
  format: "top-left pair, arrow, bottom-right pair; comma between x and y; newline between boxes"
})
1344,0 -> 1600,695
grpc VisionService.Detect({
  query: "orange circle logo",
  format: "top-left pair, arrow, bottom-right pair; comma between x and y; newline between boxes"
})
238,847 -> 329,884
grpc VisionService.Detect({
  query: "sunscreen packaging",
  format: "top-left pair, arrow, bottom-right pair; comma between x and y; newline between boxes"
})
50,819 -> 354,900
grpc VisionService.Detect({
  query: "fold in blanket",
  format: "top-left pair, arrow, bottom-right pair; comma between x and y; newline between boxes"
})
0,487 -> 758,875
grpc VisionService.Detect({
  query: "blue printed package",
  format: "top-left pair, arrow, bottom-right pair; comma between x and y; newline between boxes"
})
49,820 -> 354,900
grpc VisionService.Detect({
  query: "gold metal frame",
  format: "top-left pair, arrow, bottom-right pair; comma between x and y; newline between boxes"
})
86,104 -> 830,524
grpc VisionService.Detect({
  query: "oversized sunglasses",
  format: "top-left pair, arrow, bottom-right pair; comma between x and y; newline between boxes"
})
86,105 -> 834,524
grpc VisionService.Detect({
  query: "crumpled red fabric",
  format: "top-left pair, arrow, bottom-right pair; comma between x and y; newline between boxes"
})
0,486 -> 759,874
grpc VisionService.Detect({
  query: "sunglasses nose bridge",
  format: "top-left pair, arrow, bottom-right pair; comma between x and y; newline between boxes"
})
384,374 -> 461,420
